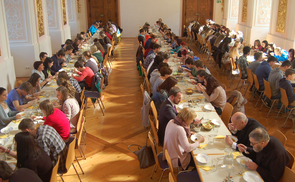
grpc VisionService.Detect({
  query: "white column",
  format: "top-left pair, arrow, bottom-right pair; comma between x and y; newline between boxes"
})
236,0 -> 272,46
0,0 -> 16,89
267,0 -> 295,50
68,0 -> 80,39
222,0 -> 239,30
77,0 -> 88,31
4,0 -> 52,77
46,0 -> 71,54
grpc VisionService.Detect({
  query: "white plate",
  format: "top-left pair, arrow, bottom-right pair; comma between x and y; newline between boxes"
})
243,171 -> 262,182
196,153 -> 210,164
211,119 -> 221,126
236,156 -> 252,166
190,134 -> 202,142
204,104 -> 214,111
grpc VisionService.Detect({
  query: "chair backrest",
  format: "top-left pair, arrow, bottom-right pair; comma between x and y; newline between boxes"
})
279,166 -> 295,182
100,75 -> 105,96
148,132 -> 161,170
237,64 -> 243,78
286,149 -> 295,169
169,172 -> 175,182
140,84 -> 145,98
91,55 -> 99,65
221,102 -> 233,126
80,87 -> 85,103
263,79 -> 272,99
65,137 -> 76,172
144,75 -> 151,96
207,40 -> 212,52
50,155 -> 60,182
165,149 -> 177,182
150,101 -> 158,129
149,115 -> 159,145
246,68 -> 254,85
272,130 -> 287,146
76,104 -> 85,133
253,74 -> 260,91
230,57 -> 236,70
280,87 -> 289,108
15,80 -> 23,88
77,116 -> 85,148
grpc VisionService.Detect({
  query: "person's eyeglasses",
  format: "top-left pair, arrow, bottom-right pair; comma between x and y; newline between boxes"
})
250,141 -> 260,146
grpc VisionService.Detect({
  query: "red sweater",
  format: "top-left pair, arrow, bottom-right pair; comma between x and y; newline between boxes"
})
74,67 -> 94,87
44,108 -> 70,140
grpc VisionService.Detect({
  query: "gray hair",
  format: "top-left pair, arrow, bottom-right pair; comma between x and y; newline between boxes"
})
168,86 -> 181,97
249,127 -> 270,142
234,112 -> 248,123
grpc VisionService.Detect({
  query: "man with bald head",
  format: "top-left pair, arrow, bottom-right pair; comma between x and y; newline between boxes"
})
225,112 -> 265,150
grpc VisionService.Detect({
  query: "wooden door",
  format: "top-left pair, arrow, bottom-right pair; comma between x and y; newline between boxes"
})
182,0 -> 213,33
87,0 -> 118,28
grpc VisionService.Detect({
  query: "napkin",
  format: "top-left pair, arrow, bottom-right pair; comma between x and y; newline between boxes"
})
232,152 -> 242,159
27,106 -> 34,109
12,120 -> 21,124
198,144 -> 207,149
180,100 -> 187,103
214,135 -> 225,139
38,96 -> 45,98
0,135 -> 8,139
199,165 -> 213,171
47,85 -> 57,88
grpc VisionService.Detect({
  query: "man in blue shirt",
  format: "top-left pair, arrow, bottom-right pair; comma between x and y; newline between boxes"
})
255,56 -> 277,91
88,21 -> 99,35
279,69 -> 295,107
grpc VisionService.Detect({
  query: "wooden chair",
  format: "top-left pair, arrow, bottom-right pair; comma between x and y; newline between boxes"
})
286,149 -> 295,169
244,68 -> 254,96
169,172 -> 175,182
221,102 -> 233,127
80,87 -> 85,103
76,114 -> 86,160
272,130 -> 287,146
58,137 -> 84,182
148,132 -> 169,182
279,166 -> 295,182
149,115 -> 159,147
277,88 -> 295,132
140,84 -> 145,98
251,74 -> 264,108
165,149 -> 177,182
150,101 -> 158,129
228,57 -> 239,88
206,40 -> 213,62
260,79 -> 279,118
15,80 -> 23,88
50,155 -> 60,182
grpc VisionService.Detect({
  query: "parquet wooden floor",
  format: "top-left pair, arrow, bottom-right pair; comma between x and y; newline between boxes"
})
17,37 -> 295,182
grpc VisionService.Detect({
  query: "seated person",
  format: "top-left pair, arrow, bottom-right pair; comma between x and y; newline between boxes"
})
181,57 -> 194,71
248,51 -> 263,73
90,45 -> 103,64
152,76 -> 177,111
144,44 -> 161,70
138,28 -> 145,45
39,100 -> 70,142
72,37 -> 83,54
39,52 -> 48,62
64,45 -> 74,63
149,62 -> 168,89
51,50 -> 66,72
60,39 -> 73,51
189,60 -> 211,78
88,21 -> 99,35
0,87 -> 21,129
253,39 -> 263,51
147,55 -> 164,80
83,51 -> 98,66
27,73 -> 43,95
255,56 -> 277,91
144,33 -> 156,50
163,108 -> 204,170
268,60 -> 291,100
152,66 -> 172,94
0,132 -> 53,182
18,118 -> 67,172
73,60 -> 95,90
195,75 -> 226,115
0,161 -> 42,182
274,47 -> 289,63
279,69 -> 295,109
261,40 -> 269,53
191,69 -> 210,85
225,112 -> 265,151
42,57 -> 57,79
158,86 -> 182,146
237,128 -> 290,182
77,56 -> 98,74
93,38 -> 106,57
58,71 -> 82,94
55,86 -> 80,132
32,61 -> 51,85
6,82 -> 37,111
237,46 -> 251,79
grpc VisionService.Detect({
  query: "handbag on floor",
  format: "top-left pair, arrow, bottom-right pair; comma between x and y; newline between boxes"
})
127,136 -> 155,169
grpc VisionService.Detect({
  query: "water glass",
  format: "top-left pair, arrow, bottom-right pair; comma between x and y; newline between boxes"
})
213,126 -> 219,135
211,158 -> 218,172
207,135 -> 214,149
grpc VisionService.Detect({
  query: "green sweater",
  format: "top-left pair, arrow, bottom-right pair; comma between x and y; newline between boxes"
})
93,52 -> 103,63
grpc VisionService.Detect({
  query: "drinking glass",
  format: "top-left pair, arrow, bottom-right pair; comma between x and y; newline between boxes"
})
207,135 -> 214,149
213,126 -> 219,136
211,158 -> 218,172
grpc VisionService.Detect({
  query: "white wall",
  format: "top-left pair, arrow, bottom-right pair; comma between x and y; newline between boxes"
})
213,0 -> 223,25
119,0 -> 182,37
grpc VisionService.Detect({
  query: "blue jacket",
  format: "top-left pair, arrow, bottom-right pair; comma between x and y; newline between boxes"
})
274,50 -> 289,62
89,25 -> 98,35
255,61 -> 271,87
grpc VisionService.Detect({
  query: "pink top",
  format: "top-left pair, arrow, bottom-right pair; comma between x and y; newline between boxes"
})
74,67 -> 94,87
163,120 -> 200,169
44,108 -> 70,140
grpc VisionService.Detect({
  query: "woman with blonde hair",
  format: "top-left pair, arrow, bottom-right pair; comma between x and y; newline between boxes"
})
229,41 -> 241,61
55,86 -> 80,132
90,45 -> 103,64
163,107 -> 204,170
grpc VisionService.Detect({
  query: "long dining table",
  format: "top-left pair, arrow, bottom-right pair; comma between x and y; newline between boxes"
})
157,32 -> 264,181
